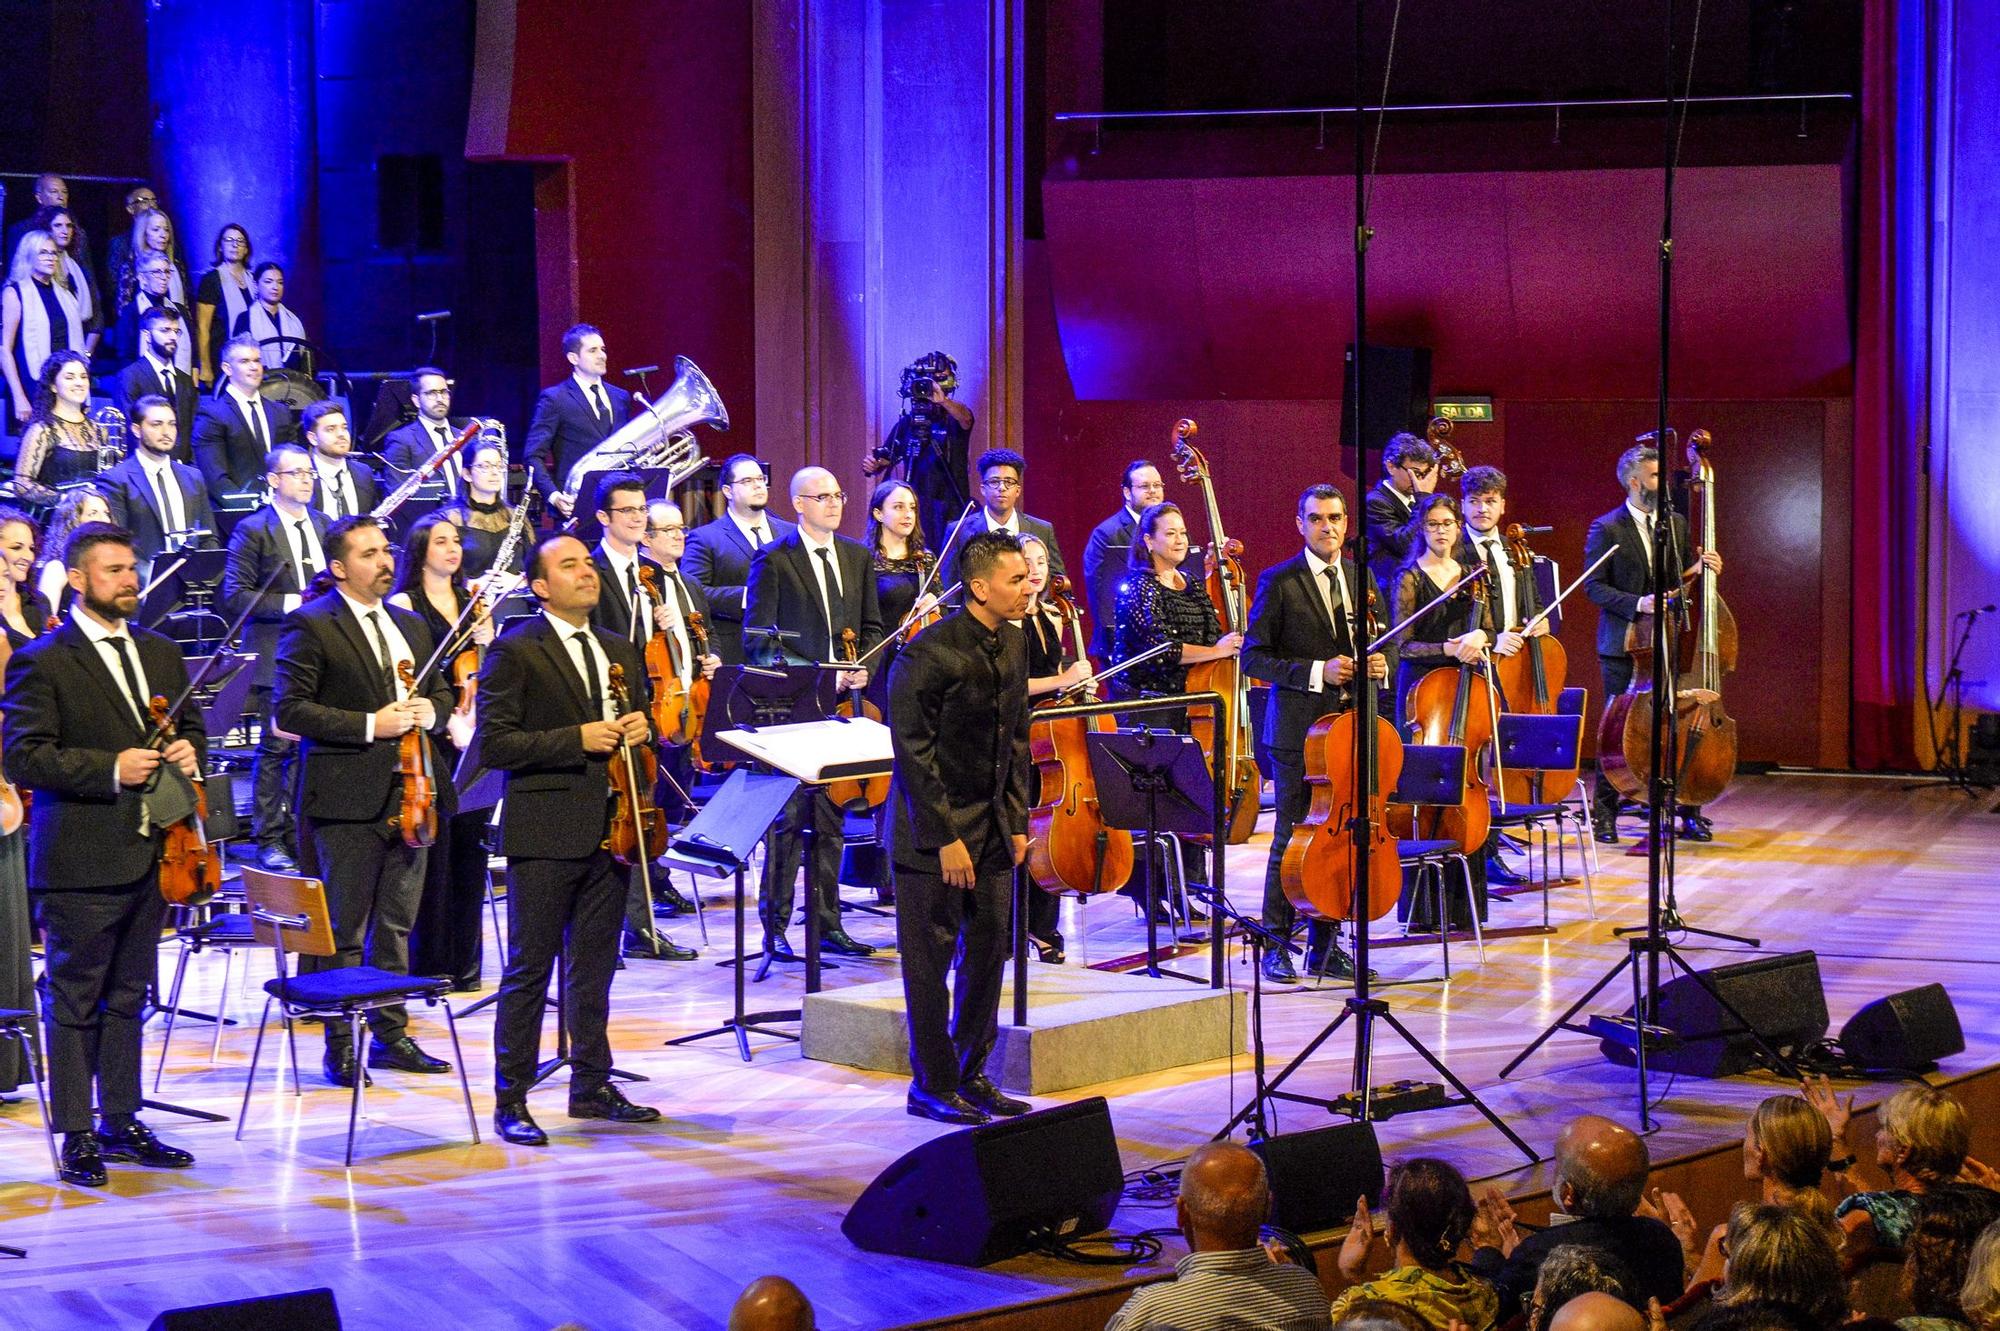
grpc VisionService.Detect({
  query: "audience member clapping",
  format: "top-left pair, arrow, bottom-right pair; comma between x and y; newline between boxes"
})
1837,1086 -> 1976,1265
1332,1157 -> 1498,1331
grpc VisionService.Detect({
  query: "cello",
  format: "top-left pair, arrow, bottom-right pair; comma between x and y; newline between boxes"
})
1389,577 -> 1500,856
1490,524 -> 1575,805
1027,576 -> 1135,898
1168,419 -> 1261,844
826,627 -> 890,811
637,564 -> 692,745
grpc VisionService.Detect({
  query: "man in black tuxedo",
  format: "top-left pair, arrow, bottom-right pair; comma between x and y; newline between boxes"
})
1583,443 -> 1723,845
113,306 -> 197,458
522,323 -> 629,519
97,395 -> 218,575
887,531 -> 1035,1125
477,533 -> 665,1146
301,400 -> 381,522
381,367 -> 469,502
194,334 -> 294,499
2,523 -> 203,1187
744,465 -> 884,960
221,443 -> 328,871
682,453 -> 796,664
937,449 -> 1067,597
1080,459 -> 1163,656
274,515 -> 458,1086
1242,485 -> 1392,985
1361,432 -> 1439,596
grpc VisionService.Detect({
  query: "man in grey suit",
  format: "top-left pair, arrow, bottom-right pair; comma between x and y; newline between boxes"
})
936,448 -> 1066,599
681,453 -> 795,664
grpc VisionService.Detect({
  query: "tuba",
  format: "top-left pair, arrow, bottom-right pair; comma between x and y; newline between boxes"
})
89,403 -> 129,472
561,356 -> 728,503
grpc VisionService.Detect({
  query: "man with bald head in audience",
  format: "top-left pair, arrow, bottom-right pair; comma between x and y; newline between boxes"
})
728,1276 -> 816,1331
1106,1141 -> 1328,1331
1549,1292 -> 1647,1331
1473,1114 -> 1687,1319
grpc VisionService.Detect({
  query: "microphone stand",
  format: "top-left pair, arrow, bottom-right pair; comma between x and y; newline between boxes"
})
1932,609 -> 1993,795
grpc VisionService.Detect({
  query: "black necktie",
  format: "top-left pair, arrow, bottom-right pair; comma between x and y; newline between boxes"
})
625,564 -> 644,642
572,630 -> 605,719
330,468 -> 349,518
247,399 -> 267,451
293,521 -> 316,586
1323,566 -> 1352,658
160,365 -> 174,398
365,610 -> 396,697
434,426 -> 458,494
107,636 -> 148,730
666,569 -> 689,614
750,525 -> 767,549
1478,539 -> 1508,626
151,467 -> 175,530
814,545 -> 840,641
592,385 -> 610,428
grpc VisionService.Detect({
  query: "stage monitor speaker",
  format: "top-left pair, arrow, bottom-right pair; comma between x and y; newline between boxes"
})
1840,983 -> 1964,1072
1251,1120 -> 1383,1236
1340,344 -> 1434,453
1601,950 -> 1828,1077
148,1287 -> 340,1331
842,1095 -> 1124,1266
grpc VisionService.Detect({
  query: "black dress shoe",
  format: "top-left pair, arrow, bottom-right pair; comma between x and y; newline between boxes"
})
367,1034 -> 451,1074
622,932 -> 698,961
906,1086 -> 987,1125
1028,934 -> 1065,965
569,1083 -> 662,1123
59,1132 -> 107,1188
494,1101 -> 548,1146
821,929 -> 876,958
763,935 -> 800,962
1484,857 -> 1530,888
960,1075 -> 1029,1117
652,881 -> 694,915
95,1118 -> 195,1168
1309,945 -> 1376,982
1679,815 -> 1713,842
322,1045 -> 372,1089
257,845 -> 300,873
1594,822 -> 1621,845
1261,949 -> 1299,985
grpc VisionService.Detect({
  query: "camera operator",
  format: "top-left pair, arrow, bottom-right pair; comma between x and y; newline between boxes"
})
864,351 -> 973,552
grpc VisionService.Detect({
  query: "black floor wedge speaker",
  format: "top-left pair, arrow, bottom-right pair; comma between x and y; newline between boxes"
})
1841,983 -> 1964,1072
842,1096 -> 1124,1265
148,1288 -> 341,1331
1250,1120 -> 1384,1236
1602,950 -> 1829,1077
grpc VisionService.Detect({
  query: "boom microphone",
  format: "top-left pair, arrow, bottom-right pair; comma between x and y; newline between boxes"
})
622,365 -> 661,378
415,310 -> 451,323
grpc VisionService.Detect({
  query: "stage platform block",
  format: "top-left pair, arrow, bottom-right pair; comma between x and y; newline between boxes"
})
801,965 -> 1246,1094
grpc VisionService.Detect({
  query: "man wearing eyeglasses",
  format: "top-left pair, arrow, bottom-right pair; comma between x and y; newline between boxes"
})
743,466 -> 884,962
383,368 -> 471,501
682,452 -> 796,665
1362,432 -> 1440,596
1081,459 -> 1164,657
936,448 -> 1066,601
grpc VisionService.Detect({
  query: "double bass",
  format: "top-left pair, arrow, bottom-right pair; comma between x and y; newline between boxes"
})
1489,524 -> 1576,805
1168,420 -> 1260,844
1027,576 -> 1134,898
1390,577 -> 1499,856
1427,415 -> 1468,484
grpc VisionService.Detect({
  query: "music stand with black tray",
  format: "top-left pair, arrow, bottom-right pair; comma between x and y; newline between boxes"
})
1086,727 -> 1217,984
142,547 -> 230,648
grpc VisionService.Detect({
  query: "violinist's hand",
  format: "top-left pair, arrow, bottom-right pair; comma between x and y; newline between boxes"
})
580,720 -> 622,755
162,738 -> 200,780
939,838 -> 976,889
1323,656 -> 1358,687
653,602 -> 672,634
473,616 -> 496,647
911,593 -> 941,618
700,653 -> 721,680
1526,618 -> 1551,637
837,668 -> 869,692
1367,652 -> 1390,682
1636,593 -> 1657,616
1494,630 -> 1526,658
407,698 -> 438,731
615,711 -> 650,746
447,710 -> 475,750
372,702 -> 419,738
116,747 -> 163,787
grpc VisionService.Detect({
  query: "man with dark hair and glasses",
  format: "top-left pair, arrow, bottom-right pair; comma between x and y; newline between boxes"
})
937,447 -> 1066,598
682,452 -> 796,664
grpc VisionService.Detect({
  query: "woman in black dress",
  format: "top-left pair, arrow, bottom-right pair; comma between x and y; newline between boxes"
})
388,513 -> 492,991
864,479 -> 938,699
1018,532 -> 1094,962
193,223 -> 253,387
32,484 -> 110,612
32,208 -> 99,357
436,441 -> 525,585
1109,501 -> 1243,725
1388,492 -> 1493,731
0,506 -> 43,1091
2,232 -> 84,428
13,352 -> 110,508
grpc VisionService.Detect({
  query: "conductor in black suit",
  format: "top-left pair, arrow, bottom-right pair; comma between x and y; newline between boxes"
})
1079,459 -> 1163,656
113,305 -> 197,460
193,334 -> 295,499
744,465 -> 883,961
886,530 -> 1035,1125
1361,432 -> 1439,596
274,515 -> 458,1087
2,523 -> 204,1187
301,400 -> 381,522
96,395 -> 218,575
381,368 -> 469,502
477,533 -> 664,1147
1583,442 -> 1722,845
1242,485 -> 1391,985
681,453 -> 795,664
522,323 -> 629,519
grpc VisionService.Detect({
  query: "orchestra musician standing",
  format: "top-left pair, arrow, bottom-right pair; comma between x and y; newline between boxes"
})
644,496 -> 720,832
382,368 -> 470,502
1080,460 -> 1164,657
438,439 -> 524,584
303,400 -> 382,522
1362,432 -> 1440,598
113,303 -> 199,457
1388,494 -> 1492,729
523,323 -> 628,518
96,395 -> 218,576
193,335 -> 295,498
1017,531 -> 1092,965
1109,502 -> 1243,728
682,454 -> 795,666
938,449 -> 1066,595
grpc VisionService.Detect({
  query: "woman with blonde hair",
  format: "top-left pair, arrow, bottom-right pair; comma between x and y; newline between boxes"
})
1716,1202 -> 1846,1328
1958,1220 -> 2000,1331
1831,1085 -> 1975,1262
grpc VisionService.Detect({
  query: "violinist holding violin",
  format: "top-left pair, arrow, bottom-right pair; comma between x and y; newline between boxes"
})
644,496 -> 720,833
1242,484 -> 1391,984
863,479 -> 940,708
274,515 -> 458,1089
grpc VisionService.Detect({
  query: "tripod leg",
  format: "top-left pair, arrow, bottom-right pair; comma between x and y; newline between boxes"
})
1212,1004 -> 1355,1140
1631,943 -> 1655,1133
1375,1006 -> 1538,1164
1499,952 -> 1633,1078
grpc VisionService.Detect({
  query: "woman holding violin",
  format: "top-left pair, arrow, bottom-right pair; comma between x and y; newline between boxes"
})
1018,532 -> 1094,963
389,513 -> 493,991
1389,494 -> 1493,729
863,479 -> 941,707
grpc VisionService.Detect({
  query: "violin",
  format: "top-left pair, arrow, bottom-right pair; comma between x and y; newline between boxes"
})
1390,574 -> 1497,856
1598,429 -> 1738,807
684,609 -> 719,771
1490,524 -> 1575,805
1027,576 -> 1134,898
391,659 -> 438,849
147,695 -> 222,907
637,564 -> 692,745
1426,415 -> 1468,483
1280,585 -> 1404,923
602,661 -> 667,866
451,639 -> 480,718
1169,419 -> 1260,844
826,627 -> 890,811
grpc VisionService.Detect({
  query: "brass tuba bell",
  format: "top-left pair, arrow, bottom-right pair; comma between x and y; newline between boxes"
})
561,356 -> 729,502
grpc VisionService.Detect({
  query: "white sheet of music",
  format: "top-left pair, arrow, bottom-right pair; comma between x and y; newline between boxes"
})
714,716 -> 894,784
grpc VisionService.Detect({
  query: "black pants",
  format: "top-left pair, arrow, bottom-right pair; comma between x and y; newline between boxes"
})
895,861 -> 1012,1095
249,686 -> 296,853
409,807 -> 490,989
34,878 -> 164,1133
493,850 -> 624,1103
759,786 -> 844,943
303,817 -> 426,1047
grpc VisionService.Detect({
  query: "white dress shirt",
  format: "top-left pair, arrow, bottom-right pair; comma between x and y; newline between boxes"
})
73,606 -> 153,732
729,509 -> 773,550
136,449 -> 186,534
1302,547 -> 1354,694
545,610 -> 616,721
315,457 -> 363,519
274,504 -> 325,613
225,383 -> 272,455
1467,528 -> 1519,628
599,542 -> 654,642
338,588 -> 416,742
1625,499 -> 1656,572
799,529 -> 843,646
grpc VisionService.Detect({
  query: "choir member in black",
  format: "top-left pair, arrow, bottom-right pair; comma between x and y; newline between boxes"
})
863,479 -> 939,706
389,514 -> 493,992
938,449 -> 1067,594
1582,443 -> 1723,844
888,530 -> 1035,1125
302,400 -> 380,521
2,176 -> 84,271
522,323 -> 628,518
382,368 -> 471,503
114,303 -> 198,453
115,208 -> 189,313
1362,432 -> 1440,598
863,351 -> 974,551
99,184 -> 159,315
1080,459 -> 1164,657
97,395 -> 218,576
193,223 -> 253,388
478,534 -> 664,1146
438,441 -> 525,583
3,522 -> 203,1187
35,208 -> 99,359
11,350 -> 108,505
107,250 -> 194,372
1243,484 -> 1392,983
3,232 -> 85,428
1017,532 -> 1092,965
231,262 -> 308,373
0,507 -> 42,1098
744,466 -> 883,961
33,488 -> 110,614
682,453 -> 796,665
274,515 -> 458,1087
1109,501 -> 1244,726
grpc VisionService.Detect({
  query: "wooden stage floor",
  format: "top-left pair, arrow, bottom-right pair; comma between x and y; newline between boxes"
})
0,774 -> 1995,1331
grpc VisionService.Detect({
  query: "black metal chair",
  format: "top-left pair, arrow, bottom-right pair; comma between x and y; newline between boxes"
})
1388,743 -> 1484,976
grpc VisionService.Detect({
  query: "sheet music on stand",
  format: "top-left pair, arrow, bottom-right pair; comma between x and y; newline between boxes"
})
712,717 -> 893,785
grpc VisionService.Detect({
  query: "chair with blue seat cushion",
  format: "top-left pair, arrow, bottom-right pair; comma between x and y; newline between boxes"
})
1490,710 -> 1597,923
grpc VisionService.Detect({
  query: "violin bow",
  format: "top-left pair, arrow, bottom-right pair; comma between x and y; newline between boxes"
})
1365,565 -> 1488,658
1519,545 -> 1619,637
1054,638 -> 1175,703
144,556 -> 290,748
852,581 -> 963,671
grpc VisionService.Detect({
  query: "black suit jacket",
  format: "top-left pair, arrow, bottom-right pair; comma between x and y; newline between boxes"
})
1583,503 -> 1691,658
382,418 -> 470,500
114,353 -> 198,461
97,455 -> 219,568
2,619 -> 206,891
682,512 -> 797,664
1471,1214 -> 1686,1319
936,511 -> 1066,603
1242,553 -> 1395,754
523,377 -> 630,500
1081,508 -> 1138,656
194,391 -> 295,496
475,614 -> 652,860
744,532 -> 883,667
884,610 -> 1031,874
1362,481 -> 1419,593
311,457 -> 382,521
222,504 -> 331,690
274,592 -> 456,824
1459,531 -> 1544,631
588,547 -> 668,643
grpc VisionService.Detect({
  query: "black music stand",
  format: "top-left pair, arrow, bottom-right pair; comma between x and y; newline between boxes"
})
663,768 -> 802,1059
1086,728 -> 1214,984
141,547 -> 228,635
190,653 -> 257,739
